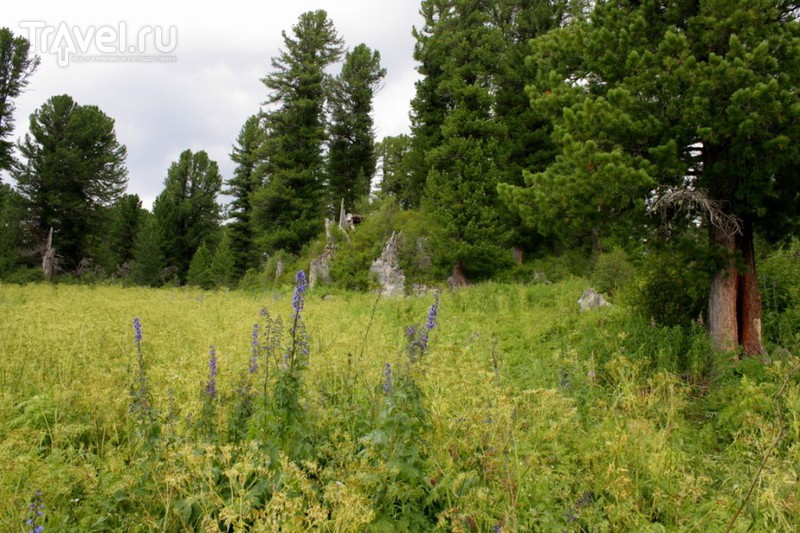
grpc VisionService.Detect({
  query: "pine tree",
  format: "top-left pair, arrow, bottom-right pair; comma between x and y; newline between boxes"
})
502,0 -> 800,354
418,0 -> 512,280
252,10 -> 344,255
407,0 -> 457,210
0,28 -> 40,173
326,43 -> 386,208
210,231 -> 236,288
226,115 -> 264,278
153,149 -> 221,282
130,215 -> 165,287
0,182 -> 24,274
108,193 -> 145,270
187,242 -> 214,289
377,134 -> 415,208
13,94 -> 127,271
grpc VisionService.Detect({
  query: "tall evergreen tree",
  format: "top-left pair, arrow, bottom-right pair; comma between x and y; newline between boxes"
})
326,43 -> 386,208
252,10 -> 344,255
13,94 -> 127,271
226,114 -> 264,277
209,231 -> 237,288
153,149 -> 222,282
107,193 -> 145,270
407,0 -> 455,209
502,0 -> 800,354
418,0 -> 513,280
491,0 -> 571,256
0,182 -> 25,274
187,241 -> 214,289
131,214 -> 165,287
0,28 -> 40,173
377,134 -> 415,208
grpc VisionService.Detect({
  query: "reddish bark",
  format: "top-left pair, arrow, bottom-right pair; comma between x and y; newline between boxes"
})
738,222 -> 765,355
707,222 -> 765,356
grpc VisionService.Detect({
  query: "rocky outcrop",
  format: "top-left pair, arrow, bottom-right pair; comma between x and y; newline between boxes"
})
370,232 -> 405,297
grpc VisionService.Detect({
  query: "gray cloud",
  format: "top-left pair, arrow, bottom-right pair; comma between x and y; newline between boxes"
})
5,1 -> 422,208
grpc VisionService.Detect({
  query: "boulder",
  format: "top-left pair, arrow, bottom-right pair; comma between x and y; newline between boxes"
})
578,288 -> 611,311
370,232 -> 405,297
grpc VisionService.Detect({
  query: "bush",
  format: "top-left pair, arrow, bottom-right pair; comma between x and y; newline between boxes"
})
1,268 -> 45,284
591,247 -> 635,296
632,238 -> 712,327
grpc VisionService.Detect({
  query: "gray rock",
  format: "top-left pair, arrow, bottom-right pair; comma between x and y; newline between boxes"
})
370,232 -> 405,297
578,288 -> 611,311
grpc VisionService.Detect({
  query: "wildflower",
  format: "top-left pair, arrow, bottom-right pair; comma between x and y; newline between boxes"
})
133,317 -> 142,350
292,270 -> 307,318
26,490 -> 44,533
425,294 -> 439,331
249,323 -> 260,374
382,362 -> 393,395
206,345 -> 218,399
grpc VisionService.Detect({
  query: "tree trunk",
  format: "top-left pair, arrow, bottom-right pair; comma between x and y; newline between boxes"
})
512,246 -> 524,265
447,261 -> 470,289
708,225 -> 738,352
738,221 -> 764,355
707,222 -> 765,356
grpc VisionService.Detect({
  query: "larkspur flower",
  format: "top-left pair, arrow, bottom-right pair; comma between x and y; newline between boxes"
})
249,323 -> 260,374
382,362 -> 393,395
133,317 -> 142,349
425,295 -> 439,331
292,270 -> 307,317
26,490 -> 44,533
206,345 -> 218,399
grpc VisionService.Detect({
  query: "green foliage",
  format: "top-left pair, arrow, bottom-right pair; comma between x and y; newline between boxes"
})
13,94 -> 128,271
253,10 -> 344,256
760,239 -> 800,348
591,246 -> 635,297
187,242 -> 214,289
328,198 -> 439,290
209,232 -> 237,289
130,215 -> 166,287
107,193 -> 145,271
225,115 -> 264,279
2,281 -> 800,529
0,182 -> 25,275
152,149 -> 222,283
326,43 -> 385,208
0,27 -> 40,172
632,237 -> 714,327
376,134 -> 415,208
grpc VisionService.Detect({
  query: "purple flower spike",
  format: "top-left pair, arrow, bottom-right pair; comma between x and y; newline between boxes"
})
426,295 -> 439,332
292,270 -> 307,317
206,345 -> 218,399
249,323 -> 260,374
383,362 -> 393,395
133,317 -> 142,348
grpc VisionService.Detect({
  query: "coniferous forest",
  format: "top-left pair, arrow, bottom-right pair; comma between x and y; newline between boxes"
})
2,2 -> 800,530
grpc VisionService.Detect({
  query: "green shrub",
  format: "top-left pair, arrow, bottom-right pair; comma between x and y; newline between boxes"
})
591,247 -> 635,296
632,238 -> 712,327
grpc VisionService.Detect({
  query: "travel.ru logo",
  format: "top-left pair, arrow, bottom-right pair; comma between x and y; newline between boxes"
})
19,21 -> 178,67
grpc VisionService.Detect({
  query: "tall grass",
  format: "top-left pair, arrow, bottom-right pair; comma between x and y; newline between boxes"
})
0,278 -> 798,531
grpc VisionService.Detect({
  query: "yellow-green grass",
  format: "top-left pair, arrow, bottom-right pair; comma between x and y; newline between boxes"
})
1,281 -> 798,531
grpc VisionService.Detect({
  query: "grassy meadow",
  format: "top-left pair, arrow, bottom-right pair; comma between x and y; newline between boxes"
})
1,279 -> 799,531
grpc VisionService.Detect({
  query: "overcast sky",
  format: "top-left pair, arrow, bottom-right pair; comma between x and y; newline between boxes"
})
4,1 -> 423,209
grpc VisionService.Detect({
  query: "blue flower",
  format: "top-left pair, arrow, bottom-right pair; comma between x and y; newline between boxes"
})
26,490 -> 44,533
292,270 -> 307,317
425,295 -> 439,331
382,362 -> 393,395
133,317 -> 142,348
249,323 -> 260,374
206,346 -> 218,399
